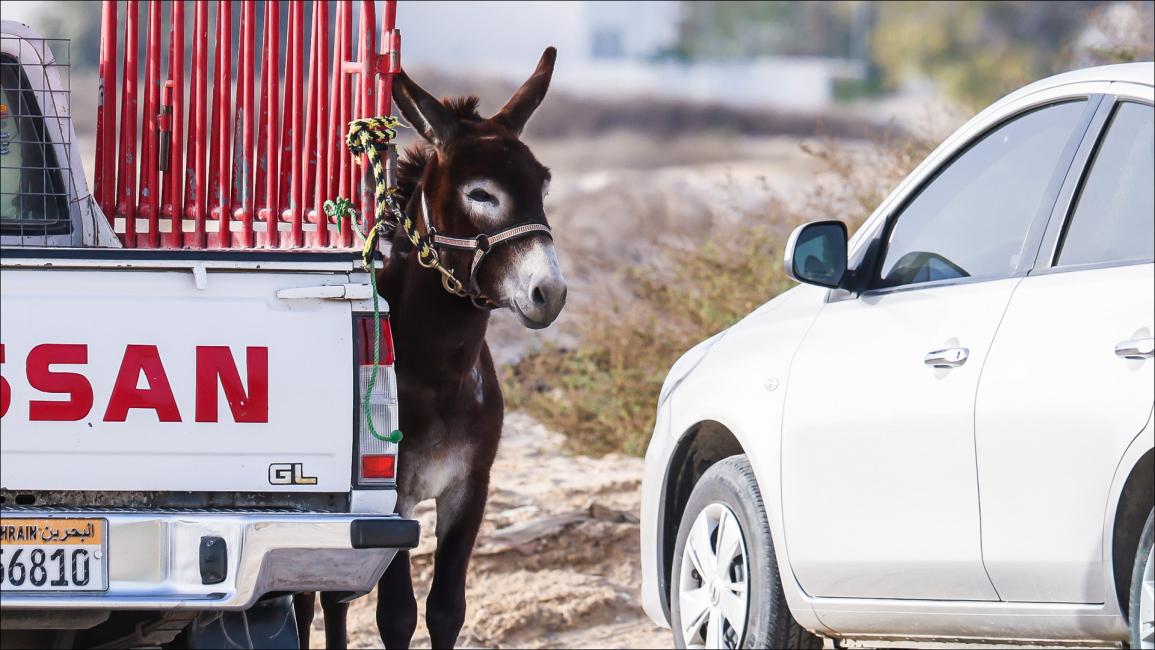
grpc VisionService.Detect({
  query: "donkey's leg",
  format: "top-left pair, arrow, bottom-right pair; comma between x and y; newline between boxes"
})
319,591 -> 354,649
426,481 -> 488,649
292,592 -> 316,649
376,550 -> 418,649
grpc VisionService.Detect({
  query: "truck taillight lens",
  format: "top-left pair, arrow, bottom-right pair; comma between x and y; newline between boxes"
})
356,315 -> 395,366
355,315 -> 398,486
361,454 -> 396,480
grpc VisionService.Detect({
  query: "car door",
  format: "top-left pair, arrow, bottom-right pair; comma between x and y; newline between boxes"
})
975,95 -> 1154,604
780,98 -> 1096,601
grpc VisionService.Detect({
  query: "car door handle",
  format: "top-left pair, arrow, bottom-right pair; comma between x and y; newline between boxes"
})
924,347 -> 969,368
1115,337 -> 1154,360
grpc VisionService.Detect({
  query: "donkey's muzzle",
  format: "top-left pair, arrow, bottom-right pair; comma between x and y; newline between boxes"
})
515,272 -> 567,329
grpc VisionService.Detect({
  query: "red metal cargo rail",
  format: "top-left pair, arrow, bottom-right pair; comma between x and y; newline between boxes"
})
93,0 -> 401,249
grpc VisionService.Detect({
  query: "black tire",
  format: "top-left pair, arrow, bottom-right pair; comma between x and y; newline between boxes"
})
1130,509 -> 1154,649
670,455 -> 821,649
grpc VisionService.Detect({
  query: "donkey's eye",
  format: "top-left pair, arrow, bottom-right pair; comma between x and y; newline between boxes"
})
468,188 -> 497,204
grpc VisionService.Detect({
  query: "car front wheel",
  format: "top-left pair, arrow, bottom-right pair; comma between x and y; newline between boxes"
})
670,455 -> 820,649
1132,509 -> 1154,650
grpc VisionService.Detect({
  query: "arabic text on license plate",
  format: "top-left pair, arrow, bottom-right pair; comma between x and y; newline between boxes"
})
0,518 -> 108,592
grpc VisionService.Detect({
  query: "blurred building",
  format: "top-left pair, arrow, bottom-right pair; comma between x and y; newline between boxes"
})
0,0 -> 862,112
397,0 -> 860,112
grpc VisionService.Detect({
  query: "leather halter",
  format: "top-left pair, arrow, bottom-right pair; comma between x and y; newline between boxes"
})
418,190 -> 553,307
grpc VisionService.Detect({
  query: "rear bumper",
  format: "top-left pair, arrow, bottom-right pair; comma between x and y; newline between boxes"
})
0,510 -> 418,611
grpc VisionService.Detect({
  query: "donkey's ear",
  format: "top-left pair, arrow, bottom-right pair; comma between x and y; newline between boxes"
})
393,71 -> 457,147
493,47 -> 556,136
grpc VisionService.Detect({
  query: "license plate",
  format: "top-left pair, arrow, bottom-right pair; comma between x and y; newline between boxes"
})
0,518 -> 108,592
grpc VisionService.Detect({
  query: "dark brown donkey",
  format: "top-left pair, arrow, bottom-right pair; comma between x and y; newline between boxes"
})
295,48 -> 564,649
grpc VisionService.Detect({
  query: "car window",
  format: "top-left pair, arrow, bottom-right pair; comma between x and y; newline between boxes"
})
0,53 -> 70,235
1056,102 -> 1154,268
874,101 -> 1088,290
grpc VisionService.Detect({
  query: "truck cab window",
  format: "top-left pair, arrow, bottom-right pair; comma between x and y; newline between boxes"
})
0,53 -> 70,235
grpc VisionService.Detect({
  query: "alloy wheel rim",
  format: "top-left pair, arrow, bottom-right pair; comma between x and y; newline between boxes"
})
1141,544 -> 1154,649
679,502 -> 750,649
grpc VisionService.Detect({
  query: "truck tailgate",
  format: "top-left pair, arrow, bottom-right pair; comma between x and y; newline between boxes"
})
1,264 -> 360,493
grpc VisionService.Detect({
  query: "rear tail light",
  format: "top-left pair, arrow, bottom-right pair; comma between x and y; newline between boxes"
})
356,314 -> 395,366
361,454 -> 396,480
355,315 -> 398,486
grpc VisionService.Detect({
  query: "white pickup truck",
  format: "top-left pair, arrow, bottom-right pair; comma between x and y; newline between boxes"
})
0,19 -> 417,649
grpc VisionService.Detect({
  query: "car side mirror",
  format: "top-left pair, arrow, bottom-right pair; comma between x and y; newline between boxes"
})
785,220 -> 848,289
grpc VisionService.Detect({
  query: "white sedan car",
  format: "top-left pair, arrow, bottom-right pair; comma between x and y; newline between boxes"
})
640,62 -> 1154,649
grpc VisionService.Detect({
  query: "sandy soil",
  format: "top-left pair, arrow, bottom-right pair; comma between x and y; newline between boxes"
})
307,411 -> 672,649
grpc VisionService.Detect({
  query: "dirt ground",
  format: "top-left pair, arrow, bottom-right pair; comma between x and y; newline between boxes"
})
307,411 -> 672,649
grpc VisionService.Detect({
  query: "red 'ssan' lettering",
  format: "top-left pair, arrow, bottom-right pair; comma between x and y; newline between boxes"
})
103,344 -> 182,422
0,344 -> 10,418
195,346 -> 269,423
0,343 -> 271,424
27,344 -> 94,421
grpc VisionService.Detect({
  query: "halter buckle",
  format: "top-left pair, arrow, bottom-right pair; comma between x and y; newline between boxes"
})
475,233 -> 491,253
442,272 -> 463,295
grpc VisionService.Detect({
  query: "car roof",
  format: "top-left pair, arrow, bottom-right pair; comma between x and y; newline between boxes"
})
977,61 -> 1153,125
1015,62 -> 1154,95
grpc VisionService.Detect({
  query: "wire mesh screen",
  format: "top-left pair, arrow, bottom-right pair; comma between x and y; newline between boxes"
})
0,34 -> 74,244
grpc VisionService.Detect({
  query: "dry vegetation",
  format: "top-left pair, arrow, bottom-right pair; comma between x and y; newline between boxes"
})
1064,1 -> 1155,69
503,130 -> 935,456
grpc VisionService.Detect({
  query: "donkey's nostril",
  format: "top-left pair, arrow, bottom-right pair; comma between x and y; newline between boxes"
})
517,275 -> 566,329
